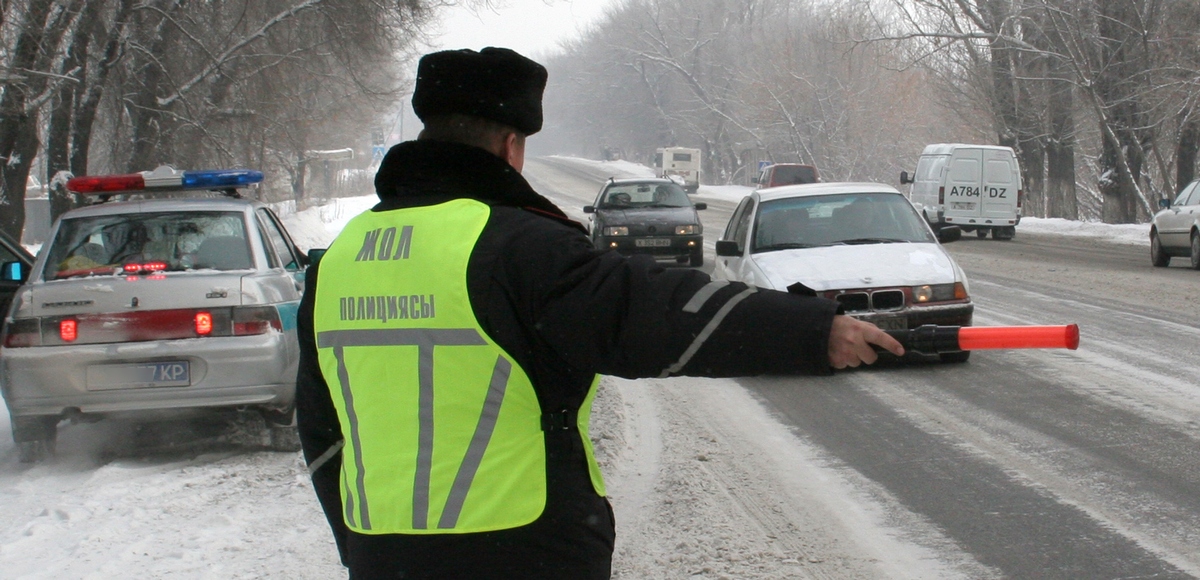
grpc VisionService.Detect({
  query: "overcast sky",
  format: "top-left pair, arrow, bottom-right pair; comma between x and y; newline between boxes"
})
388,0 -> 613,143
429,0 -> 613,59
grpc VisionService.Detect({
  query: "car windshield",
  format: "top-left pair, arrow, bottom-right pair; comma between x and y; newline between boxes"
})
753,192 -> 934,253
599,182 -> 692,208
46,211 -> 251,279
770,165 -> 817,185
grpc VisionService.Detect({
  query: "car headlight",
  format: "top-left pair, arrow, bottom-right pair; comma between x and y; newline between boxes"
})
603,226 -> 629,236
675,224 -> 700,235
913,282 -> 968,303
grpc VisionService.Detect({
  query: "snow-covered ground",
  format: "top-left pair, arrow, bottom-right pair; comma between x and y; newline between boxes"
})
0,158 -> 1155,578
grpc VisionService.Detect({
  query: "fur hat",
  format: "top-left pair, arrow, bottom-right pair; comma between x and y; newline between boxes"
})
411,47 -> 548,135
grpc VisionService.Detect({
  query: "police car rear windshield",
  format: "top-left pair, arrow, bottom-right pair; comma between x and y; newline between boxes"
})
47,212 -> 251,279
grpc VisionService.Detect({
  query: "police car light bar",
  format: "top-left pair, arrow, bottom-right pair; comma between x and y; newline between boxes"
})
67,165 -> 264,195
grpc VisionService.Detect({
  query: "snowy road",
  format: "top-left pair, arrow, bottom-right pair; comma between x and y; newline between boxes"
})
1,156 -> 1198,579
532,156 -> 1200,579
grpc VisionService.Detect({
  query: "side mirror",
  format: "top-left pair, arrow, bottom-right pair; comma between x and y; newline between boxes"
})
715,240 -> 741,257
899,171 -> 911,185
693,202 -> 707,210
306,248 -> 327,267
1,261 -> 29,282
583,206 -> 595,213
1159,198 -> 1171,209
936,225 -> 962,243
751,175 -> 760,184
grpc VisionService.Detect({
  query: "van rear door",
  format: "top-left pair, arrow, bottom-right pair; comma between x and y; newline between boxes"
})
943,148 -> 983,223
981,148 -> 1019,221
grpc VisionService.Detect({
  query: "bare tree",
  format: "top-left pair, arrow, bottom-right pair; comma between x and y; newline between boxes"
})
0,0 -> 456,241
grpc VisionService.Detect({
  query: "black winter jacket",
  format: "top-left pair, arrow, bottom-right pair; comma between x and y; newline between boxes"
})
296,140 -> 840,579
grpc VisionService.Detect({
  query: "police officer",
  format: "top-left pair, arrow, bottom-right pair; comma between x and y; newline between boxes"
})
296,47 -> 903,579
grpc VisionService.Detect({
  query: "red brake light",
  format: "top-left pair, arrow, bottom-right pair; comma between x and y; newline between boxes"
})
938,186 -> 945,205
123,262 -> 168,274
1017,189 -> 1023,209
195,312 -> 213,335
60,319 -> 78,342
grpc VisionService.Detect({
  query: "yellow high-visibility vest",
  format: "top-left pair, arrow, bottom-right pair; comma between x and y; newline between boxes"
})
313,199 -> 604,534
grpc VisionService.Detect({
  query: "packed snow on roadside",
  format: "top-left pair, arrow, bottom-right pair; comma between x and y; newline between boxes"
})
0,159 -> 1151,579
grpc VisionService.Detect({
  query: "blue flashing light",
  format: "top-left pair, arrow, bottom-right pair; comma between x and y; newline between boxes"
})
181,170 -> 264,190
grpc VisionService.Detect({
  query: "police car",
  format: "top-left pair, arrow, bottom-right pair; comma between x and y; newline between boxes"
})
0,166 -> 309,462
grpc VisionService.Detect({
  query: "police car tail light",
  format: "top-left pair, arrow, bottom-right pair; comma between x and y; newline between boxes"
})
2,317 -> 42,347
195,312 -> 214,335
232,306 -> 281,336
60,319 -> 78,342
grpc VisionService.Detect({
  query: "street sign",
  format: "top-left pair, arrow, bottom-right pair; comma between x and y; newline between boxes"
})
372,146 -> 386,161
758,161 -> 772,172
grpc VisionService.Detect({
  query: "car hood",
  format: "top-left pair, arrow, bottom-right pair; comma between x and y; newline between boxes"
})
751,243 -> 960,291
597,206 -> 698,225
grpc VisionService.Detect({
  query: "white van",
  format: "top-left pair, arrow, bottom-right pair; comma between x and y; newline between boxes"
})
654,147 -> 702,193
900,144 -> 1022,240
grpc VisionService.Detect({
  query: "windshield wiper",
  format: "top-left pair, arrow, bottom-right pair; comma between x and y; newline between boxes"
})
832,238 -> 910,245
755,242 -> 816,252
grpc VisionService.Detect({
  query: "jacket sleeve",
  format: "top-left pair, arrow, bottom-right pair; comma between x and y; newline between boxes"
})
489,211 -> 840,379
295,262 -> 350,566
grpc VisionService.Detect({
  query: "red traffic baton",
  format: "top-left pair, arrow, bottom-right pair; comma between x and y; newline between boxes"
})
883,324 -> 1079,355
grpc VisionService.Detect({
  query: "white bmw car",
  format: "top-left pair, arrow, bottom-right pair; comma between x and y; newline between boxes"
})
713,182 -> 974,361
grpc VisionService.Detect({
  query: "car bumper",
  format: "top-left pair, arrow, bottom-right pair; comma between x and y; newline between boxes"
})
1,332 -> 297,418
596,234 -> 704,258
850,302 -> 974,330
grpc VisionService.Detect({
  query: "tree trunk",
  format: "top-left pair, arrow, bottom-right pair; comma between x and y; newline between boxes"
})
1095,0 -> 1151,224
127,3 -> 178,171
1176,113 -> 1198,193
70,0 -> 133,178
1042,13 -> 1077,221
0,0 -> 56,241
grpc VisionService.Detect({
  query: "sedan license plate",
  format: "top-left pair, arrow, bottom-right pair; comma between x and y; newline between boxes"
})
635,238 -> 671,247
872,317 -> 908,331
87,361 -> 191,390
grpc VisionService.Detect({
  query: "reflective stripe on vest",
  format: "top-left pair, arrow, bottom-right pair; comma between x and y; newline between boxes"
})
313,199 -> 590,534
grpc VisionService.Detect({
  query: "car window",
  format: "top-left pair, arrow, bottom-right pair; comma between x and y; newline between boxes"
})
725,198 -> 751,241
752,193 -> 934,253
1175,181 -> 1200,206
917,156 -> 946,182
771,166 -> 817,185
729,198 -> 755,251
600,182 -> 692,208
257,208 -> 300,270
46,211 -> 251,279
